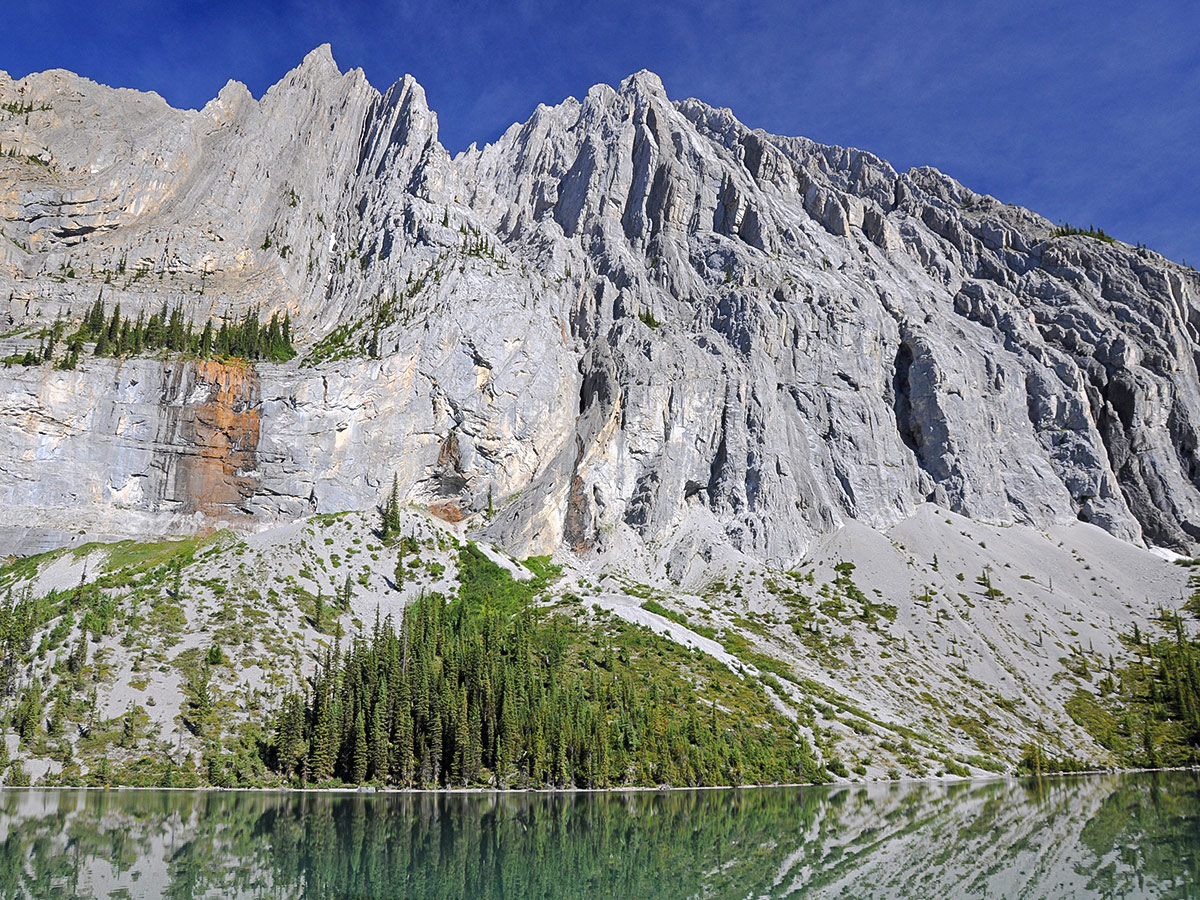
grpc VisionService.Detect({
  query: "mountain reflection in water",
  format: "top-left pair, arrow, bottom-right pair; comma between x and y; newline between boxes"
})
0,771 -> 1197,899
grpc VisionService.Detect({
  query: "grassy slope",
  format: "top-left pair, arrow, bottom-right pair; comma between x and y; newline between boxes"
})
0,507 -> 1191,787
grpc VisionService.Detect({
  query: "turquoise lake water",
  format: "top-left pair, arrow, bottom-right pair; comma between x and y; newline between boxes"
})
1,771 -> 1197,898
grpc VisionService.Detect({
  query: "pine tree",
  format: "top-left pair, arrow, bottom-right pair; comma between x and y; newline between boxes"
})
497,680 -> 518,785
86,297 -> 106,335
309,674 -> 337,783
467,692 -> 483,783
275,692 -> 306,778
351,708 -> 369,783
394,554 -> 405,592
187,662 -> 212,736
392,695 -> 414,785
452,684 -> 469,785
381,474 -> 401,538
369,680 -> 389,780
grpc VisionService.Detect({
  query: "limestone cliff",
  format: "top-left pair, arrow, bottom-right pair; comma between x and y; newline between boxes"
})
2,48 -> 1198,564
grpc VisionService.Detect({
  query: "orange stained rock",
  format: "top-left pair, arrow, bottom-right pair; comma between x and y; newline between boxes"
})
166,358 -> 261,517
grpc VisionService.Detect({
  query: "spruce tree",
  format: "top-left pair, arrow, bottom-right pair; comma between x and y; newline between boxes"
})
394,555 -> 405,592
381,474 -> 401,538
369,680 -> 389,780
351,708 -> 369,782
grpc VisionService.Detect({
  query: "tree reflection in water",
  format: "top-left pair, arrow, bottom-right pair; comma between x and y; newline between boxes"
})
0,772 -> 1196,899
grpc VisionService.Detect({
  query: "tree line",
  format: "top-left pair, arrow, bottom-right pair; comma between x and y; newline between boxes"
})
4,299 -> 298,370
78,298 -> 295,362
266,544 -> 810,788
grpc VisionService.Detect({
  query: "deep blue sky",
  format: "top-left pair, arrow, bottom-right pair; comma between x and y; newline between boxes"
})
4,1 -> 1198,264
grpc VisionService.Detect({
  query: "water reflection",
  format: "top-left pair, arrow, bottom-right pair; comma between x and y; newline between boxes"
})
0,772 -> 1196,899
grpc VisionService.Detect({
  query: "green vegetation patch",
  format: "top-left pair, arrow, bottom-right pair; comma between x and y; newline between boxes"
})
265,547 -> 819,788
640,598 -> 717,640
96,534 -> 208,574
1066,602 -> 1200,768
1051,222 -> 1116,244
716,629 -> 799,685
70,298 -> 296,364
0,546 -> 66,590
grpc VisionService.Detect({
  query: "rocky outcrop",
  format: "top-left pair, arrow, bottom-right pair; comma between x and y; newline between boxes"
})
0,358 -> 260,531
1,50 -> 1199,562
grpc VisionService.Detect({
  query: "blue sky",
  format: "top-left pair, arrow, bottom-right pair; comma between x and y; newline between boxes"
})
4,1 -> 1198,264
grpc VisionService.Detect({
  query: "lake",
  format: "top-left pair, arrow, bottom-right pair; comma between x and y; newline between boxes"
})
1,772 -> 1197,898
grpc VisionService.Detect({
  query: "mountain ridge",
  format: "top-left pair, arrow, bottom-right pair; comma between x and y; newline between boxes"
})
2,47 -> 1199,563
1,48 -> 1198,788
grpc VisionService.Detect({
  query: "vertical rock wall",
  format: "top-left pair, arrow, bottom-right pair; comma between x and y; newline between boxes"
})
160,360 -> 261,518
2,53 -> 1200,564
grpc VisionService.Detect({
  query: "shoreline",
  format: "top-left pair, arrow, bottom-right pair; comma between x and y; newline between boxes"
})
2,766 -> 1196,796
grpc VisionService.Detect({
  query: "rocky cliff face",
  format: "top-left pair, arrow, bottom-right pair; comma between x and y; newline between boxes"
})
2,48 -> 1199,563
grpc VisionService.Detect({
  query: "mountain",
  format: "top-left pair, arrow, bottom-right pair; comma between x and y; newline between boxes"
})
0,47 -> 1197,787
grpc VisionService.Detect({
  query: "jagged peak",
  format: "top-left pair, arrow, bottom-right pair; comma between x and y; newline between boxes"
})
260,43 -> 362,105
524,96 -> 582,132
298,43 -> 340,77
374,73 -> 440,153
673,96 -> 750,154
454,93 -> 583,167
619,69 -> 668,100
380,72 -> 429,110
584,82 -> 617,106
213,78 -> 253,107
